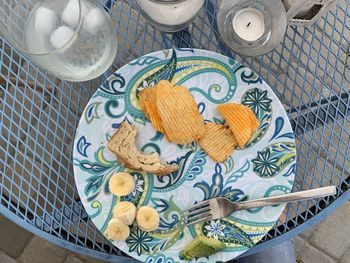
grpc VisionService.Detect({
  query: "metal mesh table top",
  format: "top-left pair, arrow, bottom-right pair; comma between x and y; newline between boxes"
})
0,0 -> 349,261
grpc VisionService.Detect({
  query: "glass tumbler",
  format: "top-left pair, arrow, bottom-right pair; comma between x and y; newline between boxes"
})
136,0 -> 205,32
0,0 -> 118,81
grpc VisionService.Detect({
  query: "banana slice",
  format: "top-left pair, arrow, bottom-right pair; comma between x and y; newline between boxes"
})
109,172 -> 135,196
107,218 -> 130,241
136,206 -> 160,232
113,201 -> 136,225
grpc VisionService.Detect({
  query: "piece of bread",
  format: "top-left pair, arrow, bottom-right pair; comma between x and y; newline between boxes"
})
107,122 -> 178,175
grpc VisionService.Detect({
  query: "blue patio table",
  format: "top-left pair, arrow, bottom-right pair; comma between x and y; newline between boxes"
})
0,0 -> 349,262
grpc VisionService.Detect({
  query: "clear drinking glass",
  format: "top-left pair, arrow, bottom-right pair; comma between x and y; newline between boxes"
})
0,0 -> 117,81
136,0 -> 205,32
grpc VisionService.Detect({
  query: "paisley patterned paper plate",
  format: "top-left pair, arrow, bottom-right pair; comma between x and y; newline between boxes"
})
73,49 -> 296,262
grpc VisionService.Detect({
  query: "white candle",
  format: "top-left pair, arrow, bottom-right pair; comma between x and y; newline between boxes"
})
232,8 -> 265,42
137,0 -> 204,26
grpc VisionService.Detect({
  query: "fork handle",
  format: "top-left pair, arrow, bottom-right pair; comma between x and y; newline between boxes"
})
234,186 -> 336,211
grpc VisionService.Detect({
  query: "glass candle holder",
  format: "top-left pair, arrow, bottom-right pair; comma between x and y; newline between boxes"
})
0,0 -> 118,81
136,0 -> 205,32
217,0 -> 287,57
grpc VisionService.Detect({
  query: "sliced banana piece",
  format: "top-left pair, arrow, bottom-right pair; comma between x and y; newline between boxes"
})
136,206 -> 160,232
109,172 -> 135,196
113,201 -> 136,225
107,218 -> 130,241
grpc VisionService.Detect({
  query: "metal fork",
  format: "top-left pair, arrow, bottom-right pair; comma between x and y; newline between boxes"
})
184,186 -> 336,226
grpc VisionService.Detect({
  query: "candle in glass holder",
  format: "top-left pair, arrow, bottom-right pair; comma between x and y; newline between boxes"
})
216,0 -> 287,57
232,8 -> 265,42
136,0 -> 205,32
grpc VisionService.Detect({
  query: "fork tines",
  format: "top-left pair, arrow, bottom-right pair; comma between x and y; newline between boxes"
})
184,200 -> 213,226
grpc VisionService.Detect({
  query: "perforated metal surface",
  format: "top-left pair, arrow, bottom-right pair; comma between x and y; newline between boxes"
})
0,0 -> 350,261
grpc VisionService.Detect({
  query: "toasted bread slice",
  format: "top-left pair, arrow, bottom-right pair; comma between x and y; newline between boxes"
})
217,103 -> 259,148
199,122 -> 237,162
107,122 -> 178,175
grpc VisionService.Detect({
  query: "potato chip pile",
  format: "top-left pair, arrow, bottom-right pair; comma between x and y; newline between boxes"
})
139,80 -> 259,162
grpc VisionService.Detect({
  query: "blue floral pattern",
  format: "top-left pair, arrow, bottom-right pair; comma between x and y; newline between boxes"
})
252,150 -> 279,177
72,49 -> 296,262
252,143 -> 296,178
126,228 -> 153,256
242,88 -> 271,115
205,220 -> 226,239
76,136 -> 91,157
132,173 -> 144,198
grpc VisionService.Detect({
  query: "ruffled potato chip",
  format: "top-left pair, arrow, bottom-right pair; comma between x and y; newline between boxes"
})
139,85 -> 165,133
248,108 -> 259,132
217,103 -> 259,148
156,83 -> 206,144
199,122 -> 237,162
138,87 -> 152,119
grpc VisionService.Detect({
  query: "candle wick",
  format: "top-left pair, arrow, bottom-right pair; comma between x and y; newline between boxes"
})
247,22 -> 251,27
